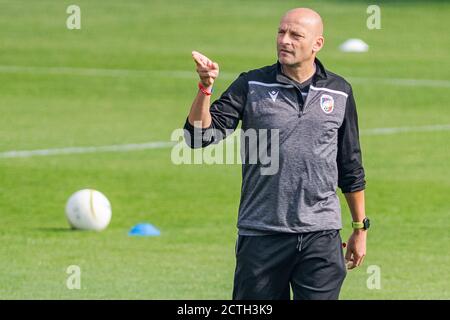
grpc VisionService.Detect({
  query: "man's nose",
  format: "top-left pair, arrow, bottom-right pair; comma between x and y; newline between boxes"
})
279,33 -> 291,46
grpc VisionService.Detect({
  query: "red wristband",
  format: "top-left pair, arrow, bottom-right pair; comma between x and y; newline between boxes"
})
198,82 -> 213,96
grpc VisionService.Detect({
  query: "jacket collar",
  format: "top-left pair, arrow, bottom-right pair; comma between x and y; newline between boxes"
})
276,57 -> 327,85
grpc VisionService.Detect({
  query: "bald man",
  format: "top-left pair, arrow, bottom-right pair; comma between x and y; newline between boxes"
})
183,8 -> 368,300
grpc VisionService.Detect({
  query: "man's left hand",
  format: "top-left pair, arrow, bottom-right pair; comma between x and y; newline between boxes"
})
345,230 -> 367,270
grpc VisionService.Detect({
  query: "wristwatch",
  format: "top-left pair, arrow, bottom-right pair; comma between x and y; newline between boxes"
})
352,217 -> 370,230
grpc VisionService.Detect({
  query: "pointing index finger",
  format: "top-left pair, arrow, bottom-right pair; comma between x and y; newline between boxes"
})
192,51 -> 207,67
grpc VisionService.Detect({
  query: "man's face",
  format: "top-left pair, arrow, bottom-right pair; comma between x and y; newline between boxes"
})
276,17 -> 321,67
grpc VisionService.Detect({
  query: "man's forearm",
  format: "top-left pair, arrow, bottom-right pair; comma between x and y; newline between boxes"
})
189,51 -> 219,128
344,190 -> 366,223
344,189 -> 367,268
187,89 -> 212,128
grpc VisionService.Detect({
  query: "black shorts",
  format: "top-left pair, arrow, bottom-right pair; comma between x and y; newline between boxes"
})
233,229 -> 347,300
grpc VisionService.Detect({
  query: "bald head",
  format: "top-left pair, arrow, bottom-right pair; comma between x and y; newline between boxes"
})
277,8 -> 325,67
281,8 -> 323,37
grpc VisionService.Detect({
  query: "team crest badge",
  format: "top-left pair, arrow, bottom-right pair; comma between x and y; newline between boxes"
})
320,94 -> 334,114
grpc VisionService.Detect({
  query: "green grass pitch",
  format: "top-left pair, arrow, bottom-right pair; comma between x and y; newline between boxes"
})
0,0 -> 449,299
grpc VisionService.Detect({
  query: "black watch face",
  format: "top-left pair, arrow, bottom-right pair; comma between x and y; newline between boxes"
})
363,218 -> 370,230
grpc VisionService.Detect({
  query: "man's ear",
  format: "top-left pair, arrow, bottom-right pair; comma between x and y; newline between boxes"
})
312,36 -> 324,53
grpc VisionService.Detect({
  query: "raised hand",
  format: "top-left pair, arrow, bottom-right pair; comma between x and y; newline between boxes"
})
192,51 -> 219,88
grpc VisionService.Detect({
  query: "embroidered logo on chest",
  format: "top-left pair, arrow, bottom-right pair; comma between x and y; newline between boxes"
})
268,90 -> 279,102
320,94 -> 334,114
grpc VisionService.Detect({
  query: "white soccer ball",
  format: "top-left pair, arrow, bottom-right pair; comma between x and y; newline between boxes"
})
339,38 -> 369,53
65,189 -> 112,231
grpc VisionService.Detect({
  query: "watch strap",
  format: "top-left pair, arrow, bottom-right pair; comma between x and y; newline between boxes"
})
352,221 -> 365,229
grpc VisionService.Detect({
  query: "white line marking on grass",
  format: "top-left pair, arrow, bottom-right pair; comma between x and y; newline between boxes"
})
0,141 -> 176,158
348,77 -> 450,88
361,124 -> 450,135
0,65 -> 199,79
0,65 -> 449,87
0,124 -> 449,159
